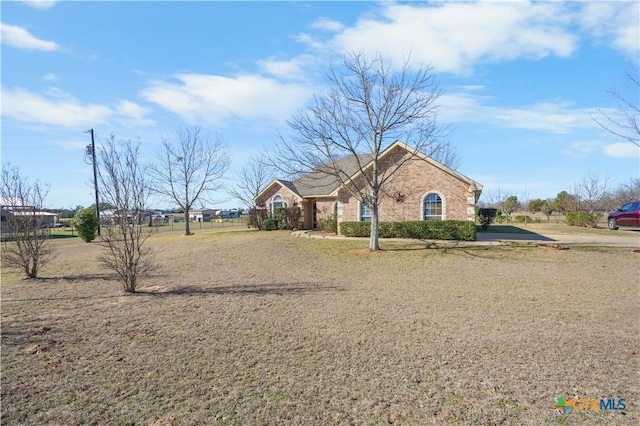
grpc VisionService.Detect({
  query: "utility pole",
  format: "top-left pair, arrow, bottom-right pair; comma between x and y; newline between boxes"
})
85,129 -> 101,236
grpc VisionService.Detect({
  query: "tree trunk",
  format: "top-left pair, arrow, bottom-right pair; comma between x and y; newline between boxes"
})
369,203 -> 380,251
183,210 -> 191,235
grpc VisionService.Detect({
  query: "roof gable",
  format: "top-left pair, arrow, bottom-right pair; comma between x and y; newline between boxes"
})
255,140 -> 482,201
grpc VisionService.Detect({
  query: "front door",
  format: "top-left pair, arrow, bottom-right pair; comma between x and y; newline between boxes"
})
303,200 -> 315,230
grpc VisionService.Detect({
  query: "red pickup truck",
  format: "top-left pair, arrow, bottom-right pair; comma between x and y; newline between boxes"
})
607,201 -> 640,230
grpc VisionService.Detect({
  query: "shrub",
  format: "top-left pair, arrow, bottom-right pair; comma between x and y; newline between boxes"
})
477,208 -> 497,230
274,207 -> 301,230
72,207 -> 99,242
566,211 -> 602,228
249,208 -> 268,229
340,220 -> 476,241
513,215 -> 533,224
262,219 -> 278,231
318,213 -> 338,233
339,221 -> 371,237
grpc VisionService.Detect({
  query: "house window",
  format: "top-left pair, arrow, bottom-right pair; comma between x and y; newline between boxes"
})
270,195 -> 287,218
273,195 -> 285,209
360,201 -> 372,222
423,193 -> 443,220
391,153 -> 404,165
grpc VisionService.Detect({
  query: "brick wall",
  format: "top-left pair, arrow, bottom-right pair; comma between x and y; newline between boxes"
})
338,157 -> 478,224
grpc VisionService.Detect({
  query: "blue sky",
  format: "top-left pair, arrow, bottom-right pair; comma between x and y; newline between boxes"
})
1,0 -> 639,210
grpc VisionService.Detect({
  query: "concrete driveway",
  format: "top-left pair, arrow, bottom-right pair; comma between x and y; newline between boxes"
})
294,229 -> 640,248
476,230 -> 640,248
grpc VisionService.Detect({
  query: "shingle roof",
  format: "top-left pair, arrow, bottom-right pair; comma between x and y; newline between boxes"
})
289,154 -> 373,197
256,141 -> 482,201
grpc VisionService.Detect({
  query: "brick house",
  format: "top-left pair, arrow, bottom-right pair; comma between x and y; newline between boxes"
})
254,141 -> 483,232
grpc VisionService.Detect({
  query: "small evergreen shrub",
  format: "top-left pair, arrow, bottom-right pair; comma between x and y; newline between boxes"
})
274,207 -> 301,230
72,207 -> 99,242
477,208 -> 497,230
566,211 -> 602,228
340,220 -> 476,241
262,219 -> 278,231
318,213 -> 338,233
249,208 -> 268,229
339,221 -> 371,237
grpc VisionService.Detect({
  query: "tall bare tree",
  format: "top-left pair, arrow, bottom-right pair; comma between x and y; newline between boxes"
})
1,163 -> 53,278
227,155 -> 274,208
149,125 -> 230,235
573,173 -> 610,213
593,69 -> 640,148
272,52 -> 456,251
97,136 -> 154,293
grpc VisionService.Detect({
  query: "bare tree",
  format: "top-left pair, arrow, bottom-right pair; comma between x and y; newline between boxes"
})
605,177 -> 640,210
149,125 -> 230,235
592,69 -> 640,148
573,173 -> 610,213
97,136 -> 154,293
1,163 -> 53,278
272,51 -> 456,251
227,155 -> 274,208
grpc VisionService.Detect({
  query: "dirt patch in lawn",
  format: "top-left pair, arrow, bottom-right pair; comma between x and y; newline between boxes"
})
1,231 -> 638,425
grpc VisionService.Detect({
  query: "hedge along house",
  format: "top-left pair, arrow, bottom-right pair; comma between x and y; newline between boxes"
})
254,141 -> 483,233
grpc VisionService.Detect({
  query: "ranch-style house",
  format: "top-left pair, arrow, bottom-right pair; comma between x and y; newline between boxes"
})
254,141 -> 483,233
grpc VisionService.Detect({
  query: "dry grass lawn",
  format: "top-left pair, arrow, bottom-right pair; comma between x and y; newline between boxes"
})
1,230 -> 639,425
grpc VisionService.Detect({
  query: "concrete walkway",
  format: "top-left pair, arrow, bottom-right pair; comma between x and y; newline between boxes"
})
292,229 -> 640,248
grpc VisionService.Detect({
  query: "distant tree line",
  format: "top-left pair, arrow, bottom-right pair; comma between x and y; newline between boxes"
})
481,175 -> 640,220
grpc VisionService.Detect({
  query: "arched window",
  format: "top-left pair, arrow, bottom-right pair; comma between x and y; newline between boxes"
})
270,195 -> 287,218
273,195 -> 285,209
422,193 -> 443,220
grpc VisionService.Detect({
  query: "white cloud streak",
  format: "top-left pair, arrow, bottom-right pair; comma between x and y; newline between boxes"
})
296,1 -> 637,74
315,2 -> 577,74
141,73 -> 314,126
439,92 -> 597,134
1,86 -> 154,128
20,0 -> 58,9
0,23 -> 59,51
603,142 -> 640,159
578,2 -> 639,57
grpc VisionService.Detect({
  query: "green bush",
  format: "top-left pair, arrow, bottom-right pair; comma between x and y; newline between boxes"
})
566,211 -> 602,228
249,208 -> 268,229
72,208 -> 99,242
513,215 -> 533,224
318,213 -> 338,233
477,208 -> 497,230
274,207 -> 301,230
262,219 -> 278,231
340,220 -> 476,241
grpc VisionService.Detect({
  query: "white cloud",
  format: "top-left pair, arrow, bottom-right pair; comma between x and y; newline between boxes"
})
578,2 -> 640,57
0,23 -> 59,51
1,86 -> 154,128
115,100 -> 154,127
439,92 -> 596,134
560,140 -> 604,158
141,73 -> 314,126
42,73 -> 58,82
310,17 -> 344,32
313,2 -> 576,74
257,54 -> 317,80
20,0 -> 57,9
55,140 -> 90,150
603,142 -> 640,159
